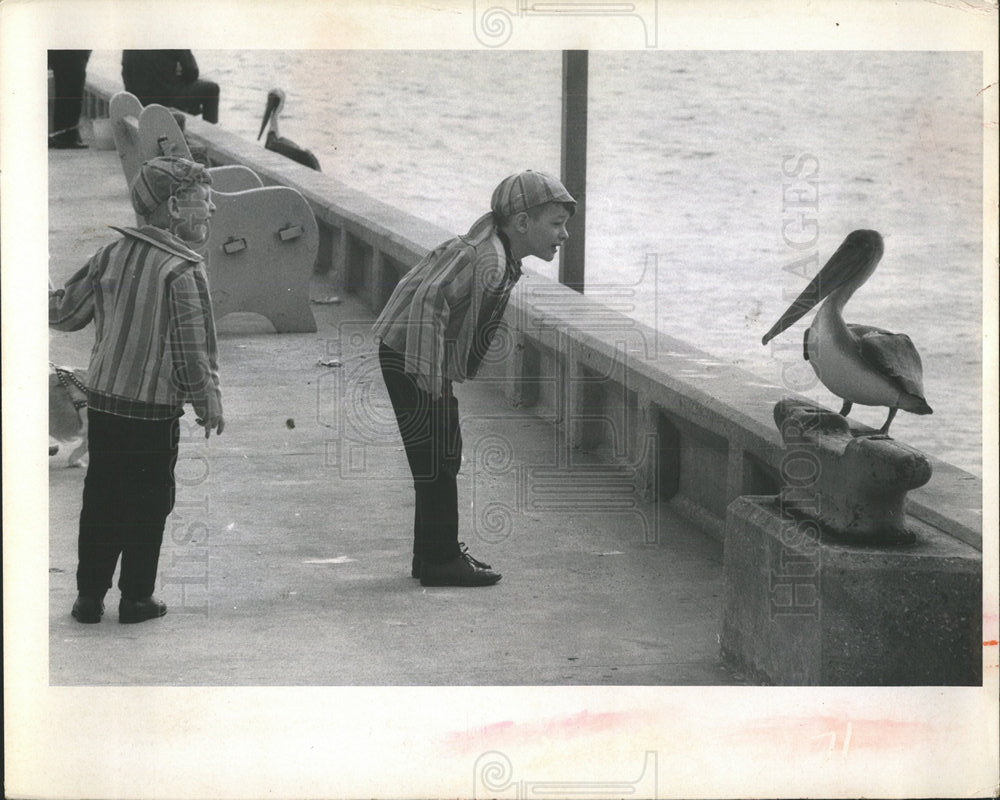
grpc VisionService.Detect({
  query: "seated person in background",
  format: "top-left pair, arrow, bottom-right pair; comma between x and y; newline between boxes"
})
122,50 -> 220,124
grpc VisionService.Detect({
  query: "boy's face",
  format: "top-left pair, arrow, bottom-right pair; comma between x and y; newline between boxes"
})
522,203 -> 571,262
169,183 -> 216,245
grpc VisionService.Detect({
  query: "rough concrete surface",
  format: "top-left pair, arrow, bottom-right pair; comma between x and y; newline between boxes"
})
721,496 -> 981,685
47,146 -> 746,686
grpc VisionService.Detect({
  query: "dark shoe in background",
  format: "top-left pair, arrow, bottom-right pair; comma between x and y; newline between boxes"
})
419,551 -> 501,587
119,596 -> 168,624
49,129 -> 87,149
71,595 -> 105,623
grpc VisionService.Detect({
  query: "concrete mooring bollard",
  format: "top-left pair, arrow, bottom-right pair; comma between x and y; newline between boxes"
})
720,398 -> 981,685
773,398 -> 932,545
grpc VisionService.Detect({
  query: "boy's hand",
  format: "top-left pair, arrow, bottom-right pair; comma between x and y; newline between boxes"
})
197,414 -> 225,438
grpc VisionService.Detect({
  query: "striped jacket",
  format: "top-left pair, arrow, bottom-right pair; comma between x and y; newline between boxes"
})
372,213 -> 522,395
49,225 -> 222,421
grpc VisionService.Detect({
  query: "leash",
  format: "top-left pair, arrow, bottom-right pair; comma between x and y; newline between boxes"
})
50,362 -> 89,410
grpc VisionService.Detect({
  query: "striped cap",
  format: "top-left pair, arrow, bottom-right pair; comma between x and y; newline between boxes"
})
130,156 -> 211,219
491,170 -> 576,218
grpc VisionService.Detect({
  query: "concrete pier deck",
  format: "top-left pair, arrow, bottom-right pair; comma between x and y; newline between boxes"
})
47,144 -> 745,686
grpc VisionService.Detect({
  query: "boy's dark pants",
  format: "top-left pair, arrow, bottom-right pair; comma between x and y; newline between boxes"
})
378,344 -> 463,565
77,409 -> 180,600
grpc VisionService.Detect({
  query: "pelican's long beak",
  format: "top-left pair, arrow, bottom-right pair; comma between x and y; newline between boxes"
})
761,229 -> 883,345
257,91 -> 281,141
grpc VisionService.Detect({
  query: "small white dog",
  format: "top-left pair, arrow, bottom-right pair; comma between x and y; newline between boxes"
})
49,363 -> 89,467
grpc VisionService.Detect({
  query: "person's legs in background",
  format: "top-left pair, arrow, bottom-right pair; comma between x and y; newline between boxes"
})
47,50 -> 91,149
172,79 -> 220,124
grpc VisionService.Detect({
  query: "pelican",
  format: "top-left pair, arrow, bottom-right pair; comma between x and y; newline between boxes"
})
257,88 -> 322,171
761,229 -> 931,436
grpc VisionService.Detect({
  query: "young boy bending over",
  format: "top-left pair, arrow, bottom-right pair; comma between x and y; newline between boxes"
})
50,156 -> 224,624
373,170 -> 576,587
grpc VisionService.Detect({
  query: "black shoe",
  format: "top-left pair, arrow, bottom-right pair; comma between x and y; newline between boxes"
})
48,131 -> 87,150
412,542 -> 492,578
119,596 -> 167,624
419,551 -> 501,587
71,595 -> 104,623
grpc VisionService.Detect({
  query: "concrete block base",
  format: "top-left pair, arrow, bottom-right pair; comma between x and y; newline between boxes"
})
721,496 -> 982,685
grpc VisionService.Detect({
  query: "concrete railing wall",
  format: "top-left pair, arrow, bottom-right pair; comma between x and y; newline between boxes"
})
81,76 -> 983,551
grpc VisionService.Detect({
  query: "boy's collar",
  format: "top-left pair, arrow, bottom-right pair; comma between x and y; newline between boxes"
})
494,226 -> 522,277
461,212 -> 522,276
109,225 -> 206,262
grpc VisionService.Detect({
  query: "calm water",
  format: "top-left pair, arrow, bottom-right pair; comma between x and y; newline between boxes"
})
87,50 -> 984,475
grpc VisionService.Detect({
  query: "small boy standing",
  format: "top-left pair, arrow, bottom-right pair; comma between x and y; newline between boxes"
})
373,170 -> 576,587
50,156 -> 224,624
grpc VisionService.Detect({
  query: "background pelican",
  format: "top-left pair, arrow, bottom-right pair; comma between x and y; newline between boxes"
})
257,88 -> 322,171
761,229 -> 931,436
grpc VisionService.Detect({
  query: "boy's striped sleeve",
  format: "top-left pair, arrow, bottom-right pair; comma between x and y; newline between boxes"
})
166,264 -> 222,421
49,251 -> 103,331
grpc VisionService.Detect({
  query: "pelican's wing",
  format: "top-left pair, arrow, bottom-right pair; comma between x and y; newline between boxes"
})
850,324 -> 926,398
846,323 -> 893,338
269,135 -> 322,171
